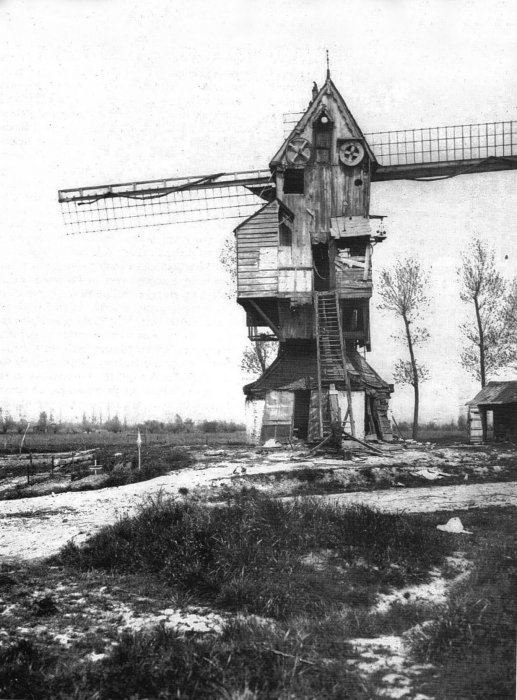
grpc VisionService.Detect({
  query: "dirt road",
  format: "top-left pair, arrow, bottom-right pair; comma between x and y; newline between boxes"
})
1,450 -> 517,564
314,480 -> 517,512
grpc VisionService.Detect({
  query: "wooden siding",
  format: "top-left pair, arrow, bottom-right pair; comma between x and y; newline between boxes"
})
281,193 -> 313,268
278,302 -> 313,339
330,215 -> 372,238
278,268 -> 312,295
336,267 -> 372,298
236,202 -> 279,298
468,407 -> 483,444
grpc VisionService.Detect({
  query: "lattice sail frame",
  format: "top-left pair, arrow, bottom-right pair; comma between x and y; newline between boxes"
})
60,118 -> 517,234
59,170 -> 273,235
284,113 -> 517,168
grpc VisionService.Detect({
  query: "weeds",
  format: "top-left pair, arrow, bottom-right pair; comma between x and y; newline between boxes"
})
0,619 -> 372,699
58,491 -> 452,620
102,447 -> 193,487
411,538 -> 517,699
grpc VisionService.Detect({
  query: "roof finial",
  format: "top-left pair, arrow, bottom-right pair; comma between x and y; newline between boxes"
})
326,49 -> 330,79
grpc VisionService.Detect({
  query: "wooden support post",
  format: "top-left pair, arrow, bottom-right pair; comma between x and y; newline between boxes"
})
363,243 -> 372,282
342,430 -> 385,455
314,292 -> 324,439
19,421 -> 30,455
307,432 -> 334,455
27,453 -> 33,485
390,413 -> 405,441
335,292 -> 356,437
248,300 -> 283,341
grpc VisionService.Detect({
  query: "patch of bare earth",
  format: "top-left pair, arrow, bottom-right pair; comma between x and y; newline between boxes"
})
1,443 -> 517,564
0,445 -> 515,698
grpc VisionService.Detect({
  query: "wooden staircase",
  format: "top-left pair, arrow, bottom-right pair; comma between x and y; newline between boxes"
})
314,291 -> 355,440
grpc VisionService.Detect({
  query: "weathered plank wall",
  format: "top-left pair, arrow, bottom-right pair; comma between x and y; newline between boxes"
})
236,203 -> 279,298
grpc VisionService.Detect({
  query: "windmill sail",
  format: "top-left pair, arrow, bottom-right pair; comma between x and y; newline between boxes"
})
58,170 -> 274,234
284,113 -> 517,180
60,118 -> 517,234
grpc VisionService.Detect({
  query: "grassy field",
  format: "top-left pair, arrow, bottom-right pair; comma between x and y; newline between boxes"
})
0,430 -> 248,454
0,444 -> 195,500
1,492 -> 514,698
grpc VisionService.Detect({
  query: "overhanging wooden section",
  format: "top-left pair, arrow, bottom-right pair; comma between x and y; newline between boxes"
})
373,156 -> 517,181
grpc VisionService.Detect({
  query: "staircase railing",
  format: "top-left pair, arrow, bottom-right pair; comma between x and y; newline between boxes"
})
314,291 -> 355,439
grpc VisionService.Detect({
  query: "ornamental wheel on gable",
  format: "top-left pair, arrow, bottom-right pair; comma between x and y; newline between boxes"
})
285,137 -> 312,166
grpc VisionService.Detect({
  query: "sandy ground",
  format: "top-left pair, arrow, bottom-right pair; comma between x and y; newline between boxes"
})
313,480 -> 517,512
1,445 -> 514,700
1,445 -> 517,563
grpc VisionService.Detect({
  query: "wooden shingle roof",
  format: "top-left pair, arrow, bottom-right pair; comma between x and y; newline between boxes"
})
467,381 -> 517,406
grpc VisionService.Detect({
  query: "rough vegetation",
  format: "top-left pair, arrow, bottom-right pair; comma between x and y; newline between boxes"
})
411,514 -> 517,699
58,492 -> 454,620
0,446 -> 516,698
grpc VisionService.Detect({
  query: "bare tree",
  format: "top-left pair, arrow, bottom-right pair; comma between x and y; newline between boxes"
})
378,257 -> 430,440
220,233 -> 278,376
458,237 -> 514,386
219,234 -> 238,300
504,278 -> 517,368
241,341 -> 278,375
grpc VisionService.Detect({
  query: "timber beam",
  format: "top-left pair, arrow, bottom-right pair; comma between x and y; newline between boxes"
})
372,156 -> 517,182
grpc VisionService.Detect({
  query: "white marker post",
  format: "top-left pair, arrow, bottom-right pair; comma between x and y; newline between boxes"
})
137,428 -> 142,471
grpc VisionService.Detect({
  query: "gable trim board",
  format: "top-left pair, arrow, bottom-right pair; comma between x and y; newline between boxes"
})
270,77 -> 377,168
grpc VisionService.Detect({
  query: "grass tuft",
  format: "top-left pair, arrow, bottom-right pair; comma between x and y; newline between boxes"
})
102,446 -> 193,487
58,491 -> 452,620
0,620 -> 373,699
411,538 -> 517,699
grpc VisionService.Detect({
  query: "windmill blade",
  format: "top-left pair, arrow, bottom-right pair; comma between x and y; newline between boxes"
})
284,112 -> 517,180
369,120 -> 517,180
58,170 -> 274,234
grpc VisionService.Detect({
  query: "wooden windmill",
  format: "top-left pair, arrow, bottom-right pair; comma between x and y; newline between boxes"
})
58,66 -> 517,446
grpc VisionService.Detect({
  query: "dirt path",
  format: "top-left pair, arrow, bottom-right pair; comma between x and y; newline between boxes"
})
1,454 -> 517,565
313,480 -> 517,512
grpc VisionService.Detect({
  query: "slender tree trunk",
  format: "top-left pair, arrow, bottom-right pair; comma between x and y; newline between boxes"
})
404,316 -> 419,440
254,341 -> 267,373
474,296 -> 486,387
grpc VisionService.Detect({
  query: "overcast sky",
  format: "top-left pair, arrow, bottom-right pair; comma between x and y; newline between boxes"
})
1,0 -> 517,424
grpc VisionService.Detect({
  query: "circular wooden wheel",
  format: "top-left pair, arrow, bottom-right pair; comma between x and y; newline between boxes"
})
286,137 -> 312,165
339,141 -> 365,167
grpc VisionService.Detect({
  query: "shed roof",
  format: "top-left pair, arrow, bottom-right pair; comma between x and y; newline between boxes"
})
466,381 -> 517,406
234,198 -> 293,233
244,342 -> 391,397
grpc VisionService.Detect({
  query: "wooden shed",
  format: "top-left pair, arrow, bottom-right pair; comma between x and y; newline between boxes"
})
466,381 -> 517,443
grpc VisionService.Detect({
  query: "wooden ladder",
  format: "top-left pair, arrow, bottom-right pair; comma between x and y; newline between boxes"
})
314,291 -> 356,439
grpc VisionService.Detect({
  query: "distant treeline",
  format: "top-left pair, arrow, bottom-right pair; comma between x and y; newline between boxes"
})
0,410 -> 245,435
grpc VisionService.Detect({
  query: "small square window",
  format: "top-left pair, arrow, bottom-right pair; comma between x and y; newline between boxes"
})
284,169 -> 304,194
316,149 -> 330,163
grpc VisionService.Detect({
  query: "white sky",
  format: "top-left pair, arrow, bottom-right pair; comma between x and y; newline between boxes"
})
1,0 -> 517,423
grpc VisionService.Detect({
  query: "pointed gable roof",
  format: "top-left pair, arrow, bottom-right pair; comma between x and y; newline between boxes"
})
270,76 -> 376,168
233,198 -> 294,234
